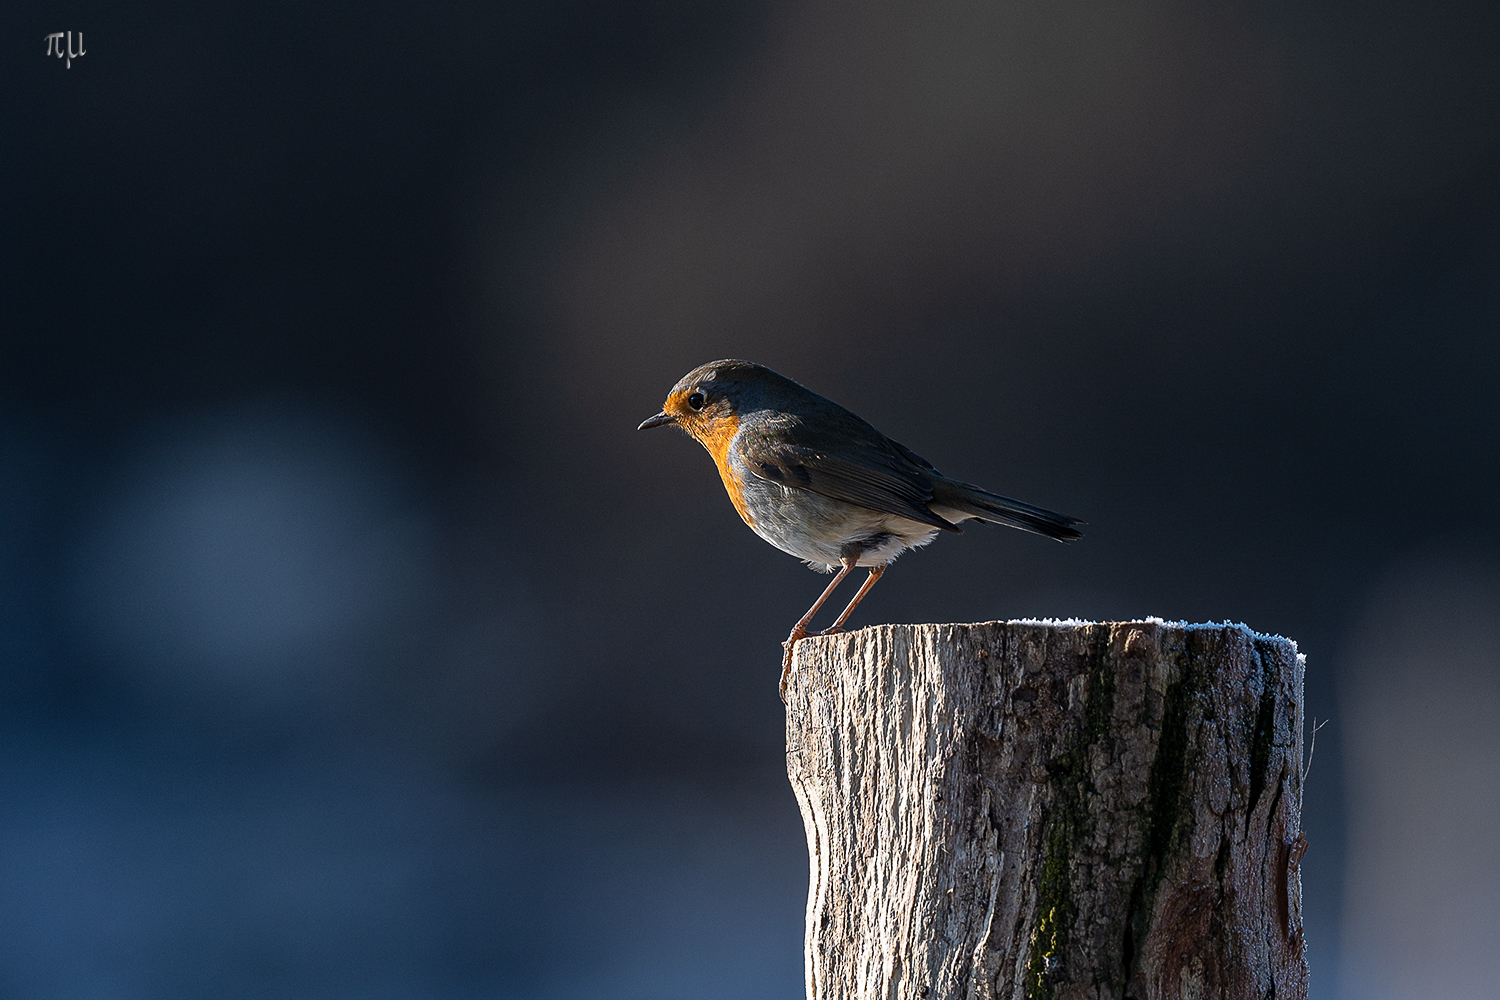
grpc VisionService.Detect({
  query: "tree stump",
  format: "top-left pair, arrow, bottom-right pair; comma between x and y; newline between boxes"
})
784,620 -> 1307,1000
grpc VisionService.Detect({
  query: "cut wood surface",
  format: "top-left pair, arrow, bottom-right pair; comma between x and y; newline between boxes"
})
784,620 -> 1307,1000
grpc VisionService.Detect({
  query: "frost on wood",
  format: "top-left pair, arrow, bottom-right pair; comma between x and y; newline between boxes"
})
784,621 -> 1307,1000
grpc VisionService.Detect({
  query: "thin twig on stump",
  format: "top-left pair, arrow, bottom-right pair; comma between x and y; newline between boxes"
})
784,620 -> 1307,1000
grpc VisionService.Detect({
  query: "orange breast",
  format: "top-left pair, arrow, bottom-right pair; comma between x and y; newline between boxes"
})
697,413 -> 755,528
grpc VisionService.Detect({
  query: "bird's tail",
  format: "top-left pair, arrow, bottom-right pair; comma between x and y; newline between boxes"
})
930,479 -> 1084,542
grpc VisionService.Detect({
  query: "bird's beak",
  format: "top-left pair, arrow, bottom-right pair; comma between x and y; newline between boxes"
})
637,411 -> 677,430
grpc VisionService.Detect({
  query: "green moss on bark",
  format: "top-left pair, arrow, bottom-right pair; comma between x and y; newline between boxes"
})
1025,626 -> 1115,1000
1026,817 -> 1075,1000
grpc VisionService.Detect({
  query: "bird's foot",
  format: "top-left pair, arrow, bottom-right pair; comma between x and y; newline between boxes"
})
810,626 -> 844,637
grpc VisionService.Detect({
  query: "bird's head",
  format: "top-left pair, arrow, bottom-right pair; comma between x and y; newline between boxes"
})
637,359 -> 771,453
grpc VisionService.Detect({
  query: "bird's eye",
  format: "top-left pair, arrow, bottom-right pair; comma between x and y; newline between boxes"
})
686,391 -> 706,410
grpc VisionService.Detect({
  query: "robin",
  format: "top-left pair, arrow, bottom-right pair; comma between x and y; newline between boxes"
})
638,359 -> 1082,698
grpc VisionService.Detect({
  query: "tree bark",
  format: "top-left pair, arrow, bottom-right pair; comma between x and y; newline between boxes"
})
784,620 -> 1307,1000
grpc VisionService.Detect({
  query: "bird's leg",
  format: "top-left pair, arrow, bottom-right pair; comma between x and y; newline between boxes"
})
818,565 -> 886,635
786,558 -> 856,644
779,557 -> 855,700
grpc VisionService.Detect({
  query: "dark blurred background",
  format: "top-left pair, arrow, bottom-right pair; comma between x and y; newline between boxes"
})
5,1 -> 1499,997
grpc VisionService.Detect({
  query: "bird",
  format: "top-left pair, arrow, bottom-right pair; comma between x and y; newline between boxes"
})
638,359 -> 1082,698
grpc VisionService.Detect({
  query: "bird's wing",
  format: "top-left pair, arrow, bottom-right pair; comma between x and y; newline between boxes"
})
735,417 -> 960,533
